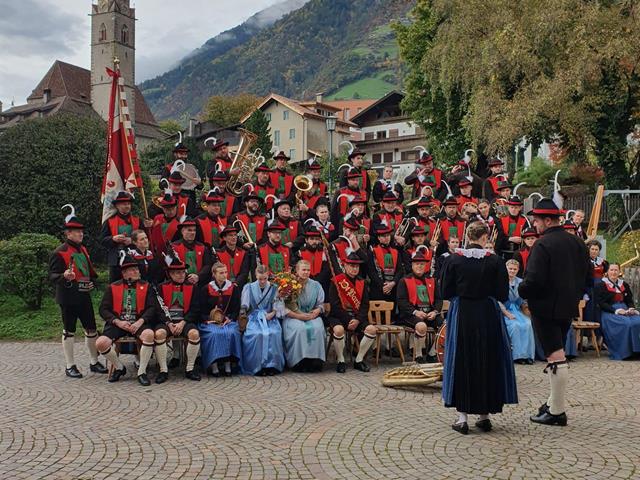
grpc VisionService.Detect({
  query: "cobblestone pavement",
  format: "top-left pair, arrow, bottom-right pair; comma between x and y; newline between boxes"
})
0,342 -> 638,480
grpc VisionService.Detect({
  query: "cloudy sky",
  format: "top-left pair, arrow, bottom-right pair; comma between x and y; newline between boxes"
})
0,0 -> 284,107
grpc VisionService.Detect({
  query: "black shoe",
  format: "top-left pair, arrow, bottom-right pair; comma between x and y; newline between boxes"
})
475,419 -> 492,432
185,369 -> 201,381
530,411 -> 567,426
425,354 -> 438,364
223,370 -> 232,377
155,371 -> 169,384
257,369 -> 267,376
336,362 -> 346,373
137,373 -> 151,386
452,422 -> 469,435
525,359 -> 534,365
415,356 -> 426,364
537,402 -> 550,415
108,366 -> 127,383
267,368 -> 277,376
89,362 -> 108,374
65,365 -> 83,379
168,357 -> 180,369
353,361 -> 370,372
209,370 -> 221,378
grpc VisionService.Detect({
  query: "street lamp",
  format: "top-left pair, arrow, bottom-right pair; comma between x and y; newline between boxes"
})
326,115 -> 338,192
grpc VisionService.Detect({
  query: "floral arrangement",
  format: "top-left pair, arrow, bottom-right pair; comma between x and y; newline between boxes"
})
272,272 -> 302,302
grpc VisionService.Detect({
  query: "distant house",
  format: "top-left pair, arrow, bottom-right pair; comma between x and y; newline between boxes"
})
240,93 -> 356,163
324,99 -> 376,140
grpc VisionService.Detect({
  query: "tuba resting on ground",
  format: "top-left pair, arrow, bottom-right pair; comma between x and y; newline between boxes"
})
226,128 -> 260,196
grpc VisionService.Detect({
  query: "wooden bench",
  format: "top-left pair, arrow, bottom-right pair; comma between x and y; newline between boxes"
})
572,300 -> 600,357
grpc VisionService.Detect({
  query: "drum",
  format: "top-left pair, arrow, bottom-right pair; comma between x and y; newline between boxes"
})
179,162 -> 202,191
435,322 -> 446,364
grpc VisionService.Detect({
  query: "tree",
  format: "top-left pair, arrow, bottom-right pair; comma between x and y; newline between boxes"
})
202,94 -> 260,127
398,0 -> 640,228
158,120 -> 183,135
0,114 -> 106,256
243,109 -> 273,159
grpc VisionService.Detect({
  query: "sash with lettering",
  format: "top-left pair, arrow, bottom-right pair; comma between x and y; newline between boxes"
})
334,273 -> 364,313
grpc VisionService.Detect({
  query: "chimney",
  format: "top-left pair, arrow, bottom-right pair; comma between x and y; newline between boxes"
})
189,118 -> 196,137
316,92 -> 323,104
0,100 -> 3,113
43,88 -> 51,104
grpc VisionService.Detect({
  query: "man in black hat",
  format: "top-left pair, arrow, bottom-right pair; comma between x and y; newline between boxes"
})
205,138 -> 232,185
257,220 -> 291,275
160,138 -> 190,179
154,254 -> 202,383
196,189 -> 227,249
209,171 -> 241,218
100,191 -> 148,283
296,158 -> 328,220
270,151 -> 295,201
167,171 -> 198,218
481,157 -> 506,201
519,198 -> 590,426
368,221 -> 403,302
372,191 -> 404,245
331,217 -> 368,267
96,253 -> 160,385
149,191 -> 181,257
435,197 -> 466,256
233,193 -> 267,244
339,147 -> 371,200
171,215 -> 213,287
252,165 -> 277,212
332,168 -> 367,226
404,150 -> 443,200
373,165 -> 404,204
272,198 -> 303,252
498,195 -> 528,260
216,225 -> 251,289
327,251 -> 375,373
49,206 -> 106,378
294,225 -> 331,295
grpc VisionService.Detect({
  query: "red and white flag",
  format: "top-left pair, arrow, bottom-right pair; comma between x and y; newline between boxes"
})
101,65 -> 142,222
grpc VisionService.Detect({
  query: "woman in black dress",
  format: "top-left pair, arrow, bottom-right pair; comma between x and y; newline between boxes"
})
441,221 -> 518,434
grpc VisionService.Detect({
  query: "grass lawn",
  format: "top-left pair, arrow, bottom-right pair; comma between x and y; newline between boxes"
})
327,72 -> 397,100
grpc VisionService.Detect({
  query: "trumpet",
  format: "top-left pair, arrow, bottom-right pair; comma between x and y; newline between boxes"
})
396,216 -> 417,241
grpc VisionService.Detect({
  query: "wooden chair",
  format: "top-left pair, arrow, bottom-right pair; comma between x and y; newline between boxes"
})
404,300 -> 449,361
106,336 -> 140,375
368,300 -> 405,366
572,299 -> 600,357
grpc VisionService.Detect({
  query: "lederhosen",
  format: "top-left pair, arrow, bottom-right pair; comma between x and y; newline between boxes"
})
401,275 -> 439,327
328,273 -> 367,335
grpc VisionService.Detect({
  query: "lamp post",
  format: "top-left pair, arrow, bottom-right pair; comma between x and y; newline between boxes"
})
326,115 -> 337,192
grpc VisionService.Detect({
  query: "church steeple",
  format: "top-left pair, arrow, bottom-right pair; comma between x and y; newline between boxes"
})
90,0 -> 136,123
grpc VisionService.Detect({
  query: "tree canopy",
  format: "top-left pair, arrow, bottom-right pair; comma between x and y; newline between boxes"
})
243,109 -> 273,160
203,94 -> 260,127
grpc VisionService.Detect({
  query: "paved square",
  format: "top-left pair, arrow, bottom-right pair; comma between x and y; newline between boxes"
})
0,342 -> 638,479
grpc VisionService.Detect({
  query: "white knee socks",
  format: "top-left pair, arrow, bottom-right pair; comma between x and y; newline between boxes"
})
155,341 -> 168,373
62,332 -> 75,368
137,343 -> 154,376
84,332 -> 99,365
414,334 -> 426,357
356,334 -> 375,363
333,335 -> 346,363
186,340 -> 200,372
548,362 -> 569,415
102,346 -> 123,370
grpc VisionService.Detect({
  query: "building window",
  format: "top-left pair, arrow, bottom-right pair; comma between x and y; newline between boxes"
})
289,128 -> 295,139
372,153 -> 382,164
389,129 -> 399,138
273,130 -> 280,146
283,110 -> 289,120
401,150 -> 418,162
266,112 -> 272,122
99,23 -> 107,42
364,132 -> 374,141
383,152 -> 393,163
289,149 -> 296,161
121,25 -> 129,45
377,130 -> 387,140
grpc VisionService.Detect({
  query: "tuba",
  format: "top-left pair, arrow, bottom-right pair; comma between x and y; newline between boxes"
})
226,128 -> 260,196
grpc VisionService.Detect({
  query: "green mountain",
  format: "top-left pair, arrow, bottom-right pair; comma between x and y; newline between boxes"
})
139,0 -> 414,120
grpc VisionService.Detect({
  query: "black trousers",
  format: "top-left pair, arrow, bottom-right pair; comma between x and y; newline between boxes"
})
531,315 -> 572,358
60,295 -> 96,333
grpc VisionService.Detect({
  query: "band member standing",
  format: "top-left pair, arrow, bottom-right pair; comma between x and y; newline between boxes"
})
296,158 -> 328,220
270,151 -> 295,201
435,197 -> 466,256
171,216 -> 213,287
100,191 -> 145,282
331,217 -> 368,267
294,226 -> 331,295
373,165 -> 404,204
49,206 -> 106,378
404,150 -> 443,199
257,220 -> 291,275
216,225 -> 251,289
499,195 -> 528,260
397,249 -> 442,362
372,191 -> 404,244
441,221 -> 516,434
154,255 -> 202,382
233,193 -> 267,243
513,227 -> 538,277
129,229 -> 164,286
519,198 -> 590,426
481,157 -> 506,201
252,165 -> 277,212
403,225 -> 434,274
455,178 -> 478,214
368,221 -> 403,302
196,189 -> 227,249
210,171 -> 241,218
327,252 -> 375,373
338,146 -> 371,199
272,198 -> 303,252
313,203 -> 337,241
167,171 -> 198,218
150,191 -> 180,256
96,253 -> 159,385
332,168 -> 367,226
205,138 -> 231,185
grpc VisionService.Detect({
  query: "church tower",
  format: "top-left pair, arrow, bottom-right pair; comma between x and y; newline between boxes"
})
90,0 -> 136,123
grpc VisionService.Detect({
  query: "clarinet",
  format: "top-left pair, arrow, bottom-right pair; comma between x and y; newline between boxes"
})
123,283 -> 134,323
153,284 -> 173,323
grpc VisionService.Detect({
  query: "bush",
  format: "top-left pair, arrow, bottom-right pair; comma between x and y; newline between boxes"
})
514,157 -> 568,187
0,233 -> 60,309
617,230 -> 640,268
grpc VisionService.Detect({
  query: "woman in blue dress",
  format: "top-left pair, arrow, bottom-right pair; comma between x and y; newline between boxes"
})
500,259 -> 535,364
240,265 -> 285,376
441,221 -> 517,434
280,260 -> 326,372
596,263 -> 640,360
199,262 -> 242,376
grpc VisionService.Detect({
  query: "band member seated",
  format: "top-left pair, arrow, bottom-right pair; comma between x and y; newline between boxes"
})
252,164 -> 277,212
96,253 -> 159,385
171,215 -> 213,286
373,165 -> 404,204
404,149 -> 443,199
167,170 -> 198,217
240,265 -> 285,376
499,259 -> 535,364
397,249 -> 442,363
338,145 -> 370,199
368,221 -> 403,301
403,225 -> 434,273
210,171 -> 240,218
199,262 -> 242,376
327,252 -> 375,373
481,157 -> 506,201
205,138 -> 231,184
49,206 -> 106,378
196,189 -> 227,249
100,191 -> 144,282
441,221 -> 515,434
332,168 -> 367,225
215,225 -> 251,289
433,236 -> 461,282
272,198 -> 303,251
513,227 -> 538,277
499,195 -> 527,259
296,158 -> 328,219
154,255 -> 202,382
234,192 -> 267,242
313,203 -> 337,241
270,151 -> 295,201
150,190 -> 180,256
280,260 -> 326,372
596,263 -> 640,360
129,229 -> 164,285
435,197 -> 466,256
455,178 -> 478,213
294,225 -> 331,295
372,191 -> 403,244
258,220 -> 291,275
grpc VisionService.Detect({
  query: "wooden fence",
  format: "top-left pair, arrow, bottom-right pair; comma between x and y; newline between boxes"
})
562,193 -> 640,226
624,267 -> 640,300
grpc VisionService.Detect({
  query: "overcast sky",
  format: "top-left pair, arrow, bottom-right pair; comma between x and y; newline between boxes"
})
0,0 -> 283,107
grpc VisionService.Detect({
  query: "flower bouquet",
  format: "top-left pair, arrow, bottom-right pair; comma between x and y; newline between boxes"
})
272,272 -> 303,313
